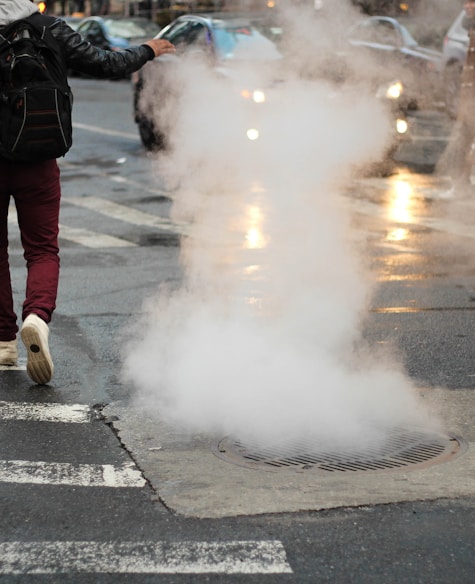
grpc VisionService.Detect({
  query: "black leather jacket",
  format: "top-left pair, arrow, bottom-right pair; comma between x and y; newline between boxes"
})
43,14 -> 155,78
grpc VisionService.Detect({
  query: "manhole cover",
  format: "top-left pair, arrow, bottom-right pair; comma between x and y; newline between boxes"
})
213,428 -> 464,473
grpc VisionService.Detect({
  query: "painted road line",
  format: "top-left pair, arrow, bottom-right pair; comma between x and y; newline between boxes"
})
7,206 -> 136,248
73,122 -> 137,140
0,541 -> 293,574
0,402 -> 91,423
0,460 -> 146,488
67,195 -> 189,235
58,224 -> 137,248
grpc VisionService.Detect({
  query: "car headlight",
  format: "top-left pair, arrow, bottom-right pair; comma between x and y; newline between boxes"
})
240,89 -> 266,103
252,90 -> 266,103
396,117 -> 408,135
376,80 -> 404,100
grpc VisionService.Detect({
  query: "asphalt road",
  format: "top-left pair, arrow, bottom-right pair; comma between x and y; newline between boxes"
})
0,77 -> 474,582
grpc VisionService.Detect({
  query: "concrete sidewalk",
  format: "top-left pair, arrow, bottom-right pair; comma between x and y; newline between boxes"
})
104,387 -> 474,518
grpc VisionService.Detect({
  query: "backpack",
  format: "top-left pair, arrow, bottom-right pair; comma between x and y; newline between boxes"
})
0,13 -> 73,162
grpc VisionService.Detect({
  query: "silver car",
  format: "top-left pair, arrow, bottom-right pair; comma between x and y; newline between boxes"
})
132,13 -> 282,151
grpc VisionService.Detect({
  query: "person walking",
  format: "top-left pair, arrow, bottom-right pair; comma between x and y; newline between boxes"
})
438,0 -> 475,198
0,0 -> 175,384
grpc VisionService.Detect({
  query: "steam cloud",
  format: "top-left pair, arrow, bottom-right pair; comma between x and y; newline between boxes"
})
122,1 -> 440,450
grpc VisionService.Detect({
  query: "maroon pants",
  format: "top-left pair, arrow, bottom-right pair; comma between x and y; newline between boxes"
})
0,158 -> 61,342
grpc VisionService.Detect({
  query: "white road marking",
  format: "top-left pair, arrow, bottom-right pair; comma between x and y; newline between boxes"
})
58,223 -> 137,248
67,195 -> 189,235
7,206 -> 136,248
0,460 -> 146,488
73,122 -> 138,140
0,540 -> 293,574
0,401 -> 91,423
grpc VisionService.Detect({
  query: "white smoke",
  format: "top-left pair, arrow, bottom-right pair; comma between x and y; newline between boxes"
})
122,2 -> 440,450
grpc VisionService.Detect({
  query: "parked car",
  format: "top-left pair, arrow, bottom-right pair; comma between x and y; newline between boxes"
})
441,9 -> 469,118
76,16 -> 161,51
133,13 -> 283,150
346,16 -> 443,110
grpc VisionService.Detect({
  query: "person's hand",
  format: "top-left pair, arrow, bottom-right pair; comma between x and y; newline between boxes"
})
144,39 -> 176,58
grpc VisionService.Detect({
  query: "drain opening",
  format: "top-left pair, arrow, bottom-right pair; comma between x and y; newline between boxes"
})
212,428 -> 464,473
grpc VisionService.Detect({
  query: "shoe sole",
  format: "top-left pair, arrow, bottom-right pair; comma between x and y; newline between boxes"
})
20,324 -> 53,385
0,357 -> 18,366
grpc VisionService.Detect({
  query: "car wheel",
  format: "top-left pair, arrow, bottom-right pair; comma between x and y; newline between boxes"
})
137,117 -> 166,151
444,62 -> 463,119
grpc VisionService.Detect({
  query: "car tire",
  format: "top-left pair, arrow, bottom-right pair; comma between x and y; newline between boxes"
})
444,62 -> 463,119
138,117 -> 165,151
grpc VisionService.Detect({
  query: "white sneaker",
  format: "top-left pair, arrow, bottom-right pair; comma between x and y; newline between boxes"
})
20,314 -> 54,385
0,339 -> 18,366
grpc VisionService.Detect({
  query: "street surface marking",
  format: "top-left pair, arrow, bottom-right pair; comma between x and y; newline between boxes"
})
73,122 -> 137,140
0,541 -> 293,574
58,223 -> 137,248
0,460 -> 146,488
0,402 -> 90,423
7,206 -> 136,248
67,195 -> 189,235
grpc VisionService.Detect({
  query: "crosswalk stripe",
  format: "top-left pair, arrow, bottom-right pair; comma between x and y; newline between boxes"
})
67,195 -> 189,235
8,180 -> 473,250
7,206 -> 136,248
73,122 -> 138,140
58,223 -> 137,248
0,460 -> 146,488
0,540 -> 293,574
0,401 -> 91,423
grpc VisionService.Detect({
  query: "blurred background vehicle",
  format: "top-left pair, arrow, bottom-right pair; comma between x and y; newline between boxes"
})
441,9 -> 468,119
346,15 -> 443,110
71,15 -> 161,77
76,15 -> 161,51
133,13 -> 282,150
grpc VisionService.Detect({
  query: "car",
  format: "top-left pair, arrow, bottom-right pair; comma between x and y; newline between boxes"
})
346,16 -> 443,110
133,13 -> 283,151
441,9 -> 469,118
76,16 -> 161,51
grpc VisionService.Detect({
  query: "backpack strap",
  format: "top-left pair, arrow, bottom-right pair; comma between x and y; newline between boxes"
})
25,13 -> 69,84
26,13 -> 60,45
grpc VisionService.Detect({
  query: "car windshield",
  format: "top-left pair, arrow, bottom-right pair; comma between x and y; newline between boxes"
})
213,24 -> 281,60
105,19 -> 160,39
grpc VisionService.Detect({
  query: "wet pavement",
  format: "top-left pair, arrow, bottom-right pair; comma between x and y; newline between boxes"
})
101,163 -> 475,519
103,387 -> 474,518
1,78 -> 474,580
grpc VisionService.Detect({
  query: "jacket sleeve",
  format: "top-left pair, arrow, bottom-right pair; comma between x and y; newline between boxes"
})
48,18 -> 155,78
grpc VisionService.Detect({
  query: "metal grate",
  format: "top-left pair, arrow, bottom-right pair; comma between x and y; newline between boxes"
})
212,428 -> 463,473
